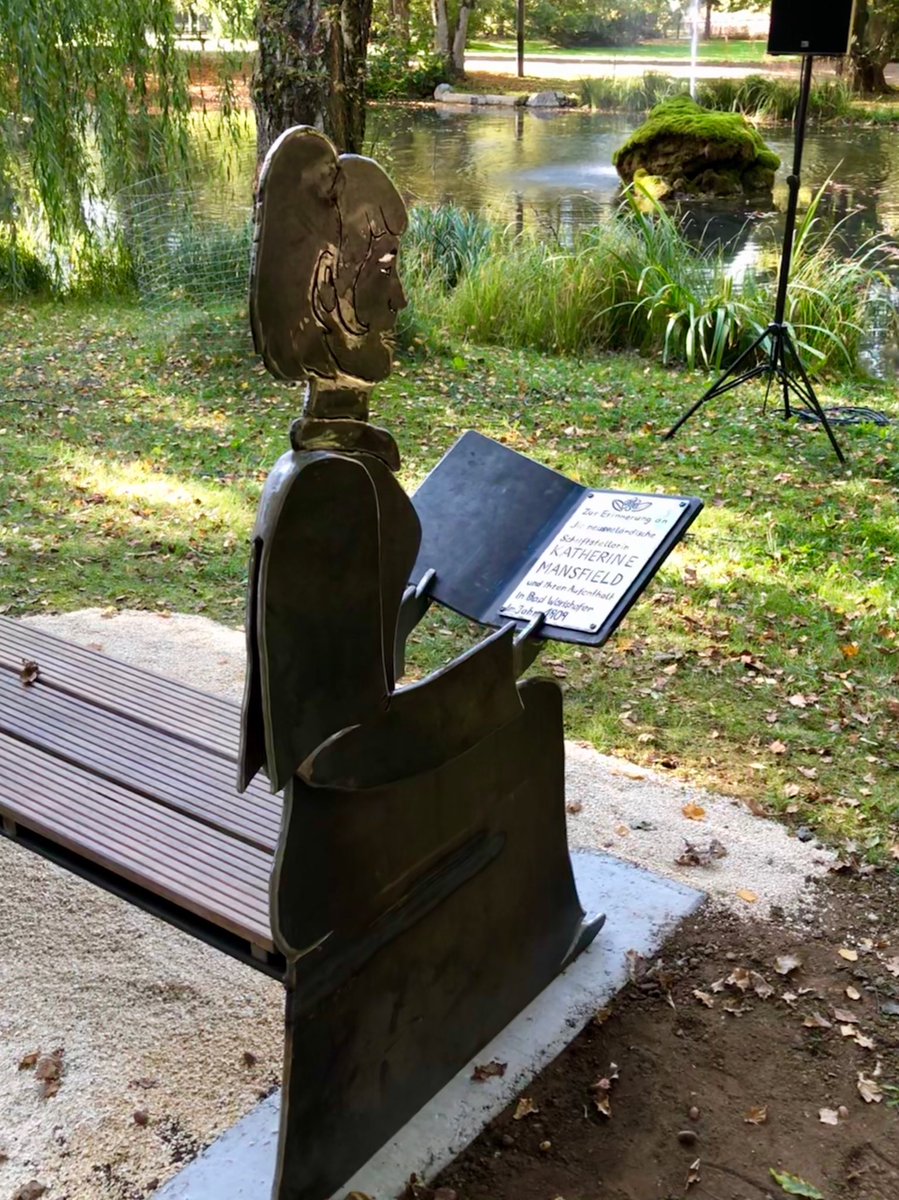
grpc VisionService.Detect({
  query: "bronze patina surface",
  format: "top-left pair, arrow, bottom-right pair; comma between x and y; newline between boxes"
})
239,126 -> 601,1200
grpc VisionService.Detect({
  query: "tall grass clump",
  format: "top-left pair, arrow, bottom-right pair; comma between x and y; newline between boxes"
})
0,225 -> 53,296
423,187 -> 888,375
583,73 -> 853,121
439,224 -> 633,354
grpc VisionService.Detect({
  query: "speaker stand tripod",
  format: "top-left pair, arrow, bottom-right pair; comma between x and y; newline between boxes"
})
663,55 -> 847,465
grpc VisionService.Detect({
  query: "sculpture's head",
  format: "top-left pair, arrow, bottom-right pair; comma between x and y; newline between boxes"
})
250,126 -> 408,404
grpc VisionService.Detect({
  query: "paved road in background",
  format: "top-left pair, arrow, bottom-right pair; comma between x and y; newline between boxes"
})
463,53 -> 898,83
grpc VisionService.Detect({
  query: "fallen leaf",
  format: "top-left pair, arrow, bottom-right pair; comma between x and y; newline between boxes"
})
769,739 -> 788,755
18,1051 -> 39,1070
19,659 -> 39,687
846,986 -> 861,1001
858,1073 -> 883,1103
681,802 -> 706,821
611,763 -> 646,781
840,642 -> 860,657
840,1024 -> 858,1038
737,889 -> 758,904
803,1013 -> 832,1029
566,801 -> 583,815
686,1158 -> 701,1189
676,838 -> 727,867
471,1060 -> 507,1082
818,1107 -> 840,1125
723,999 -> 747,1016
833,1008 -> 859,1024
854,1032 -> 876,1050
784,782 -> 802,799
744,1105 -> 768,1124
769,1168 -> 823,1198
513,1096 -> 539,1120
882,956 -> 899,977
788,694 -> 808,708
727,968 -> 751,992
11,1183 -> 47,1200
774,955 -> 802,976
838,947 -> 859,962
693,989 -> 715,1008
751,972 -> 775,1000
34,1049 -> 64,1099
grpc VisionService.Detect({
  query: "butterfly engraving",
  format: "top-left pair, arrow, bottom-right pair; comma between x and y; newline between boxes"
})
611,497 -> 652,514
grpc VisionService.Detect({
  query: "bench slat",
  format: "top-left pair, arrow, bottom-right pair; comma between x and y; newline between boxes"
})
0,616 -> 241,760
0,732 -> 274,950
0,669 -> 280,852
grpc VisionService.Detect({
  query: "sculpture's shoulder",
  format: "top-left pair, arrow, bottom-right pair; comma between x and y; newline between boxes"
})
253,448 -> 377,544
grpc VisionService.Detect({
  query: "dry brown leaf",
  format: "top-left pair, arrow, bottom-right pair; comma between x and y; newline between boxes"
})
18,1051 -> 39,1071
11,1183 -> 47,1200
676,838 -> 727,868
513,1096 -> 539,1120
784,782 -> 802,799
838,947 -> 859,962
840,643 -> 860,658
727,968 -> 751,992
723,999 -> 747,1016
19,659 -> 39,687
693,989 -> 715,1008
855,1032 -> 876,1050
681,802 -> 706,821
857,1074 -> 883,1103
34,1049 -> 64,1099
788,693 -> 808,708
840,1024 -> 858,1038
737,889 -> 759,904
750,972 -> 774,999
819,1107 -> 840,1125
803,1012 -> 833,1029
882,956 -> 899,977
833,1008 -> 859,1025
686,1158 -> 701,1189
744,1105 -> 768,1125
768,739 -> 788,755
471,1060 -> 507,1082
774,954 -> 803,976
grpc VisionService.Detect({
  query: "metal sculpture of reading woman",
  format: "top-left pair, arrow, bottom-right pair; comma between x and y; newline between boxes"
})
239,127 -> 603,1200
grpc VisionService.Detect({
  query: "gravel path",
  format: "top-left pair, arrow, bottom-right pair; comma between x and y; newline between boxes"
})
0,609 -> 834,1199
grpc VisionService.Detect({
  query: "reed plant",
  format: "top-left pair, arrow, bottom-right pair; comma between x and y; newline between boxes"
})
405,189 -> 889,377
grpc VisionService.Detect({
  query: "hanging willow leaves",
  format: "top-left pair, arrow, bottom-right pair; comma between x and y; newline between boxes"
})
0,0 -> 190,243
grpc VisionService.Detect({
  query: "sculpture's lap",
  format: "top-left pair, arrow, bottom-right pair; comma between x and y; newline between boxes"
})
273,677 -> 592,1200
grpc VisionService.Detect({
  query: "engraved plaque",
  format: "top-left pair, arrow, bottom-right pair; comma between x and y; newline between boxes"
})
499,491 -> 690,633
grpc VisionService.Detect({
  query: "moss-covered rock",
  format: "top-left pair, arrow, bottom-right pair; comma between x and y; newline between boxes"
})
613,95 -> 780,200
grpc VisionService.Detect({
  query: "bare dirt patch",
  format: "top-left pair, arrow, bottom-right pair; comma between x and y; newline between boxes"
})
435,869 -> 899,1200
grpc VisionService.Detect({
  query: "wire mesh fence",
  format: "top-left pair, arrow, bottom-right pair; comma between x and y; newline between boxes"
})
113,178 -> 252,310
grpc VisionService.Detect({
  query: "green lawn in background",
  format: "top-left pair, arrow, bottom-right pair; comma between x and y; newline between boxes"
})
1,299 -> 896,857
466,38 -> 779,64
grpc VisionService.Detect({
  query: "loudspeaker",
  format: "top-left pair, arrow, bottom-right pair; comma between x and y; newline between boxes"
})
767,0 -> 857,56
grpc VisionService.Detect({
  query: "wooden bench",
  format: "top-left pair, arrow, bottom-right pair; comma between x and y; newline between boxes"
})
0,615 -> 286,978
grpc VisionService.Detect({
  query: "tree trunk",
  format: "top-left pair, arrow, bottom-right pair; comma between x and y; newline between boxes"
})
847,0 -> 895,95
705,0 -> 713,42
253,0 -> 374,161
452,1 -> 475,73
431,0 -> 451,65
389,0 -> 410,47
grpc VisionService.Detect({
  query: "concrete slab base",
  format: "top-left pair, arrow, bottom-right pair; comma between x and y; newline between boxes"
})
156,851 -> 703,1200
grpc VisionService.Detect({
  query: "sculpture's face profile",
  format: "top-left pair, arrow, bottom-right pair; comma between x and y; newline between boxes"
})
250,128 -> 408,394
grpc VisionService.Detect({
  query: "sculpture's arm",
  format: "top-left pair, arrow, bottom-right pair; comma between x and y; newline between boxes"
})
393,567 -> 436,681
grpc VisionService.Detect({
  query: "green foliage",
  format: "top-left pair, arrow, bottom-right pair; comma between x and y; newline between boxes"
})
0,224 -> 53,296
581,74 -> 855,122
406,194 -> 888,376
0,0 -> 190,247
367,39 -> 448,99
404,204 -> 494,288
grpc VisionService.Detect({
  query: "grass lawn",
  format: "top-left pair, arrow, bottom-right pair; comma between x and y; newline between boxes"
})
1,299 -> 897,855
467,38 -> 778,63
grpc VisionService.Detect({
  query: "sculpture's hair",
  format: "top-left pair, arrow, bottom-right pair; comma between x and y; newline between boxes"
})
250,127 -> 407,383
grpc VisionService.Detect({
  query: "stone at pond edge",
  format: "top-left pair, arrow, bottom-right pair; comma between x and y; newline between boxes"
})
613,95 -> 780,201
